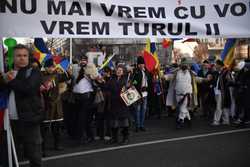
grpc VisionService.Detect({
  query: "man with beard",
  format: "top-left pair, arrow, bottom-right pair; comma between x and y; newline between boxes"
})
164,57 -> 204,129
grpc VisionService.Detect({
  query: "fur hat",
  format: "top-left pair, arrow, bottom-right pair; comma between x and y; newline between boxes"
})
181,57 -> 194,65
203,60 -> 209,64
84,63 -> 99,79
137,56 -> 145,65
215,60 -> 224,67
81,55 -> 88,61
44,59 -> 54,68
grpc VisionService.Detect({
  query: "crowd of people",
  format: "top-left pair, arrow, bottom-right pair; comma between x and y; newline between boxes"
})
0,44 -> 250,167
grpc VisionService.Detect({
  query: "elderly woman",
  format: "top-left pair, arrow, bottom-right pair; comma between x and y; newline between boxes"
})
107,65 -> 130,144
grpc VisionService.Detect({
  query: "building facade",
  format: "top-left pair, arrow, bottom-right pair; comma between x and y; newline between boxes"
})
47,38 -> 172,65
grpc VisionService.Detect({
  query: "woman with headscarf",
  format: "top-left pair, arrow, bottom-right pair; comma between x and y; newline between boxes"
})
107,65 -> 130,144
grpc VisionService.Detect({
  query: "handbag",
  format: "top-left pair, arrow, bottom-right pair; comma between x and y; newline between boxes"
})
93,88 -> 105,104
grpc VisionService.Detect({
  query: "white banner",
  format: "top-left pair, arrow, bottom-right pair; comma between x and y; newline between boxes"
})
0,0 -> 250,38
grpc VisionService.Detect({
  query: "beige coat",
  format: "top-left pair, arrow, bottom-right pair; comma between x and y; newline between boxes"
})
164,69 -> 204,109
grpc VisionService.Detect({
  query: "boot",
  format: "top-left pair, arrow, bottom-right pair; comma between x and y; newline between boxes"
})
54,141 -> 64,151
187,119 -> 192,128
110,128 -> 118,144
54,131 -> 64,151
176,119 -> 184,129
120,127 -> 129,145
41,141 -> 47,157
139,127 -> 146,132
120,137 -> 129,145
41,124 -> 47,157
52,124 -> 64,151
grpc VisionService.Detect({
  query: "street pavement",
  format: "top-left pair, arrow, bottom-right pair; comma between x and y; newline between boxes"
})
20,116 -> 250,167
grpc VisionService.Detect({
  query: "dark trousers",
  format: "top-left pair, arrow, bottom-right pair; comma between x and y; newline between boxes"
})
242,108 -> 249,123
63,101 -> 78,138
75,93 -> 94,141
204,98 -> 215,121
0,130 -> 8,167
41,121 -> 63,154
96,112 -> 112,138
148,94 -> 163,118
11,121 -> 42,167
235,101 -> 250,123
111,127 -> 129,141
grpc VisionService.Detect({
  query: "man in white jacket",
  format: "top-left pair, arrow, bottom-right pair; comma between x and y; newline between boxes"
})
175,64 -> 193,124
164,57 -> 204,128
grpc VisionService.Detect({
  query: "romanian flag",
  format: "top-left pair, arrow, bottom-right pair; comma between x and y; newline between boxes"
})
221,39 -> 237,67
33,38 -> 52,64
0,109 -> 4,129
0,91 -> 8,130
162,39 -> 172,48
56,58 -> 70,72
143,38 -> 159,72
99,53 -> 116,70
53,55 -> 63,64
107,60 -> 114,69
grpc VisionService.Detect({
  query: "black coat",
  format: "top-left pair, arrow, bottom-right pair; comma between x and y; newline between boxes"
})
234,67 -> 250,106
1,67 -> 43,125
198,70 -> 215,95
217,69 -> 232,108
107,76 -> 129,119
131,68 -> 151,95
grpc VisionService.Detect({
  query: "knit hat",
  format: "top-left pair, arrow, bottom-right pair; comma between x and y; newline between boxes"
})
81,55 -> 88,61
215,59 -> 224,67
203,60 -> 209,64
44,59 -> 54,68
208,55 -> 216,64
181,57 -> 194,65
137,56 -> 145,65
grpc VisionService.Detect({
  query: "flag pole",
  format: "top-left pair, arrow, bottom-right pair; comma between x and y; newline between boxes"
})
1,37 -> 13,167
4,110 -> 13,167
248,43 -> 250,60
154,38 -> 165,108
70,38 -> 73,64
170,39 -> 174,63
0,38 -> 4,72
11,125 -> 19,167
1,38 -> 19,167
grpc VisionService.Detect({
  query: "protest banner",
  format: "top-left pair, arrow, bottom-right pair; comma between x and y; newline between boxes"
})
0,0 -> 250,38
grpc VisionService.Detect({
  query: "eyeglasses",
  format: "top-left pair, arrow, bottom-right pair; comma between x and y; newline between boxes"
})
16,54 -> 29,57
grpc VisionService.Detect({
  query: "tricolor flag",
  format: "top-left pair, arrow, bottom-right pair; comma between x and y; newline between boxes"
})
33,38 -> 52,64
162,39 -> 172,48
56,58 -> 70,72
53,55 -> 63,64
191,63 -> 201,75
221,39 -> 237,67
0,91 -> 8,129
99,53 -> 116,70
143,38 -> 160,72
107,60 -> 114,69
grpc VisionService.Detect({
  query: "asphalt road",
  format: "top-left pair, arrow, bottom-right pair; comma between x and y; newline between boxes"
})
20,117 -> 250,167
